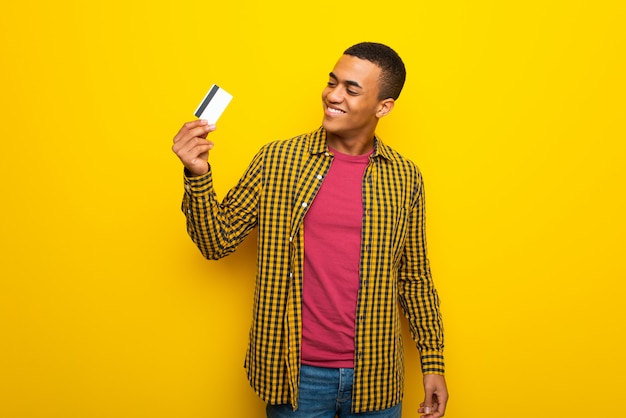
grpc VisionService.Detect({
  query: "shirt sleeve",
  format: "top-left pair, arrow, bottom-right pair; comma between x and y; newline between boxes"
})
397,171 -> 445,375
181,149 -> 264,260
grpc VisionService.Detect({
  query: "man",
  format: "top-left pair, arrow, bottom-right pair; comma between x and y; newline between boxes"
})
172,42 -> 448,418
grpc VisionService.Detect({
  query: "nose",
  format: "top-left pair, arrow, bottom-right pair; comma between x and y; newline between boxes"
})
326,85 -> 344,103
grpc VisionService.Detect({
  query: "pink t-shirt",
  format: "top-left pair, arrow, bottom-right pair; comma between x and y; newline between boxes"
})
301,147 -> 372,368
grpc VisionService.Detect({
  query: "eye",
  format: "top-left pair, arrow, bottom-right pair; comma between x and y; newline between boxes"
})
327,80 -> 337,87
347,89 -> 358,95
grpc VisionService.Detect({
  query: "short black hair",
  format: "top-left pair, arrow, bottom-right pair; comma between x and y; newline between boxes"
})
343,42 -> 406,100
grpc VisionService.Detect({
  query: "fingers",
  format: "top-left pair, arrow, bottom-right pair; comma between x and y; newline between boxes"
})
174,137 -> 212,162
172,120 -> 217,177
420,397 -> 446,417
173,119 -> 216,144
418,397 -> 438,417
418,400 -> 443,418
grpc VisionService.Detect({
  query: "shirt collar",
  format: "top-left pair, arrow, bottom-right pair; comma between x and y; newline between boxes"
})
307,127 -> 393,161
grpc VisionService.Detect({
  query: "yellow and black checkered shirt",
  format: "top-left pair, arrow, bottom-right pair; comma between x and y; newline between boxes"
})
182,127 -> 444,413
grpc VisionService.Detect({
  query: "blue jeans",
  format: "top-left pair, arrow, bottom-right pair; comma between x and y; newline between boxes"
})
266,365 -> 402,418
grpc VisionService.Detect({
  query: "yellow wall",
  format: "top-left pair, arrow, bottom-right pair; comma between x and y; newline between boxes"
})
1,1 -> 625,417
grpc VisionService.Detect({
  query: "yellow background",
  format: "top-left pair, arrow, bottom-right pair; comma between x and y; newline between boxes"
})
1,1 -> 625,417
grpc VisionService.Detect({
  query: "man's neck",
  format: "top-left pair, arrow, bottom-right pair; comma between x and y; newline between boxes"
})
326,132 -> 375,156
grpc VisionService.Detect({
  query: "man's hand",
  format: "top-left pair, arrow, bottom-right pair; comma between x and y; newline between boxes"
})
418,374 -> 448,417
172,119 -> 216,177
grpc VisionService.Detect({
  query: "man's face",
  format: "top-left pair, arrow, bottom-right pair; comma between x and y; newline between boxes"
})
321,55 -> 385,140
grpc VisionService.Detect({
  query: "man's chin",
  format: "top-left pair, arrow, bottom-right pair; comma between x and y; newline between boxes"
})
322,118 -> 343,135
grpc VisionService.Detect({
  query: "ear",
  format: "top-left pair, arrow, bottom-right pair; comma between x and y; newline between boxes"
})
376,98 -> 395,118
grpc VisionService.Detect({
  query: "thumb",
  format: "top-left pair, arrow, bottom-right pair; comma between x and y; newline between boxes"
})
422,387 -> 436,414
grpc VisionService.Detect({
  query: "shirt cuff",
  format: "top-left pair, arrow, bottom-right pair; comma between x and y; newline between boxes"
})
421,350 -> 445,375
183,168 -> 213,195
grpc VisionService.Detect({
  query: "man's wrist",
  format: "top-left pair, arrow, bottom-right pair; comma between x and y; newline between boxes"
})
184,166 -> 210,178
183,167 -> 213,195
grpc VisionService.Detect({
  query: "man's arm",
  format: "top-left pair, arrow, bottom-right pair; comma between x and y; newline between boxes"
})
172,120 -> 261,260
397,171 -> 448,417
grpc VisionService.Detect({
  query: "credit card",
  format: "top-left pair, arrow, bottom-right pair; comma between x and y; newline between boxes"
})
194,84 -> 233,124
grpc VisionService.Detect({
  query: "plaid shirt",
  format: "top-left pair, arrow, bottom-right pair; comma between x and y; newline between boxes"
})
182,127 -> 444,413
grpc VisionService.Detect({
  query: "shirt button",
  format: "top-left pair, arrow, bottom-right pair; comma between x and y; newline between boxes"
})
289,236 -> 293,242
316,174 -> 323,180
324,152 -> 330,157
185,184 -> 191,191
302,202 -> 308,208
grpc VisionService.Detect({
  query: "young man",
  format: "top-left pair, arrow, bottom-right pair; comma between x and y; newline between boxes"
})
172,42 -> 448,418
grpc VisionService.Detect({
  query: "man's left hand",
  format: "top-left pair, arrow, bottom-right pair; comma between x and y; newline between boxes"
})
418,374 -> 448,417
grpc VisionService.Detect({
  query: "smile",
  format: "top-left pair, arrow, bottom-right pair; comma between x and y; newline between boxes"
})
326,105 -> 346,115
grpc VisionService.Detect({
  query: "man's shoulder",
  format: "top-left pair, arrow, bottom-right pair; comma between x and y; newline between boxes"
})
261,128 -> 325,155
376,139 -> 420,173
264,132 -> 308,149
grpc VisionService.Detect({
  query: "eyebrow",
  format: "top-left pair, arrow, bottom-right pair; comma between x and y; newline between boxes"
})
329,72 -> 363,89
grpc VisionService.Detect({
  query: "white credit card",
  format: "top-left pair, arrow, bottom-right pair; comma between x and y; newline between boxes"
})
194,84 -> 233,124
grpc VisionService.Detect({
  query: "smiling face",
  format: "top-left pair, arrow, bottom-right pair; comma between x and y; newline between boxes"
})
322,55 -> 394,146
